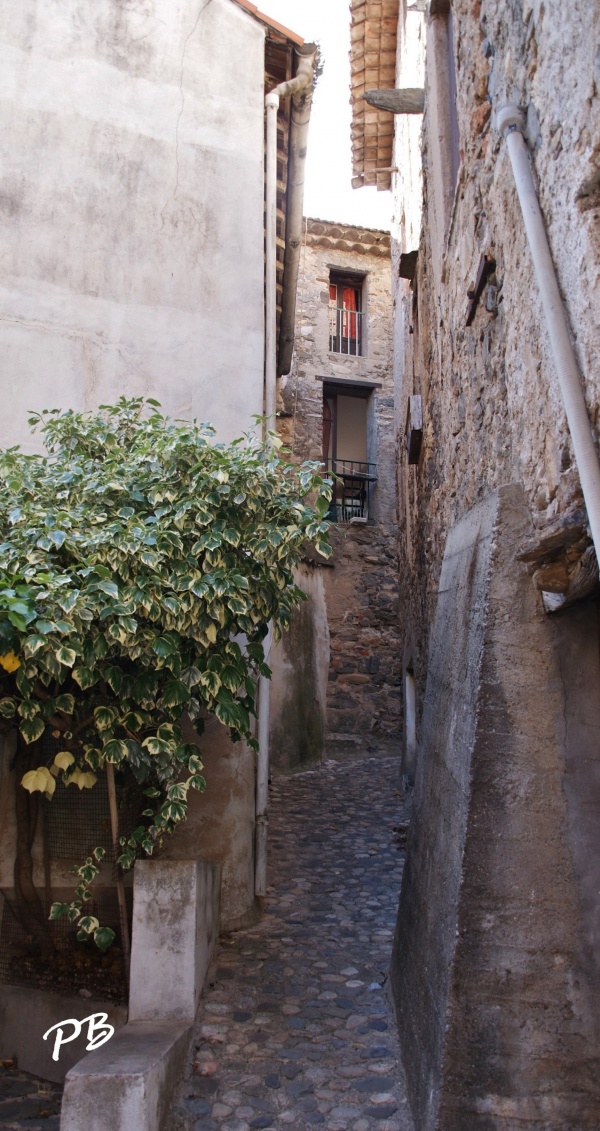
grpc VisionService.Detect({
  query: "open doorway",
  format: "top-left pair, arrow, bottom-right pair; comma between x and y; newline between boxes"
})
323,383 -> 377,522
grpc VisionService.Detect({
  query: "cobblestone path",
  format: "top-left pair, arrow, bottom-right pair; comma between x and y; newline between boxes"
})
170,755 -> 414,1131
0,1067 -> 61,1130
0,755 -> 412,1131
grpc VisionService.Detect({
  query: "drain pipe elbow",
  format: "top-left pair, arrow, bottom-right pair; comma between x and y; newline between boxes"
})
496,103 -> 600,563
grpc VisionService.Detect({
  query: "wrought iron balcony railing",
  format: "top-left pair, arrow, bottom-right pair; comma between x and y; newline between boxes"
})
328,306 -> 363,356
324,458 -> 377,523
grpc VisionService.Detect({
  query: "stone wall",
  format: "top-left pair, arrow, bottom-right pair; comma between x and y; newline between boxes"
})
394,0 -> 600,709
273,219 -> 400,754
389,1 -> 600,1125
323,524 -> 401,743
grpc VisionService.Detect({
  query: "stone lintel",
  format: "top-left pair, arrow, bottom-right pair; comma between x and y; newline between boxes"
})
365,88 -> 425,113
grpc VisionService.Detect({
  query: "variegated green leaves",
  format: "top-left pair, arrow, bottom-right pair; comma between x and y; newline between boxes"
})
0,398 -> 332,944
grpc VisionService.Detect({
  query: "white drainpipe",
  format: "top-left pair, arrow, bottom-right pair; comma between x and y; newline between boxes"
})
264,48 -> 316,424
255,50 -> 316,898
496,104 -> 600,562
255,625 -> 272,898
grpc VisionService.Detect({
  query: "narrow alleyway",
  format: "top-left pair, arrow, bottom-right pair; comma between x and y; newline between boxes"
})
170,755 -> 413,1131
0,755 -> 413,1131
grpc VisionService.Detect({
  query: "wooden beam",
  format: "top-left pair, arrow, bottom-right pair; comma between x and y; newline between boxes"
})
466,254 -> 496,327
364,88 -> 425,114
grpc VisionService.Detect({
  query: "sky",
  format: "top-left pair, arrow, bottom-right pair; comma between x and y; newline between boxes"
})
257,0 -> 393,231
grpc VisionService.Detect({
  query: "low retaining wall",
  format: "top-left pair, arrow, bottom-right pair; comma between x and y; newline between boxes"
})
0,984 -> 127,1083
61,858 -> 220,1129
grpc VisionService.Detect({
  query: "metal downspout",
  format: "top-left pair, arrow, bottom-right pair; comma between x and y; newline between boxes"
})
277,45 -> 317,377
255,45 -> 316,899
496,104 -> 600,563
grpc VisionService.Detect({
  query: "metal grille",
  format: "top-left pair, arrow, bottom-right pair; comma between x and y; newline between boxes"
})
40,726 -> 147,865
0,888 -> 129,1003
325,458 -> 377,522
43,776 -> 146,865
329,306 -> 364,355
0,732 -> 147,1003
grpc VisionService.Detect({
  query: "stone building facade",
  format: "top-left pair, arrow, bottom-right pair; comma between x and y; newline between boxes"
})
351,1 -> 600,1128
269,218 -> 401,766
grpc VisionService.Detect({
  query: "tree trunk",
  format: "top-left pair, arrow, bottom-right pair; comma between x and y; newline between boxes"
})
13,737 -> 55,956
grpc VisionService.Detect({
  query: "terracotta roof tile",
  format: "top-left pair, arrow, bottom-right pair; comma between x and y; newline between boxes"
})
349,0 -> 399,190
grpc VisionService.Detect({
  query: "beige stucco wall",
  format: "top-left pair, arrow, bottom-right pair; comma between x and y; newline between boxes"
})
0,0 -> 266,451
0,0 -> 270,931
390,0 -> 425,256
269,563 -> 330,771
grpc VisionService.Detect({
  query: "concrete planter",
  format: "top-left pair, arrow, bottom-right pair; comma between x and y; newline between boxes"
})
61,859 -> 220,1131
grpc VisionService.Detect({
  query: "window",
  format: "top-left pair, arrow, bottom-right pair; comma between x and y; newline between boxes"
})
328,272 -> 364,356
322,380 -> 377,522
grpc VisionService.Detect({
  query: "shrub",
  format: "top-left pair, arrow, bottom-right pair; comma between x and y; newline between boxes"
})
0,398 -> 331,947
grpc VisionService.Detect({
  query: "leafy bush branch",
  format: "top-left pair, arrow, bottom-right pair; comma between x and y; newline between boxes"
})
0,398 -> 331,948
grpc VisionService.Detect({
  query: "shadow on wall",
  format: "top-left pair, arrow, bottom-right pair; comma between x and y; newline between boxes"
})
391,483 -> 600,1130
269,563 -> 330,771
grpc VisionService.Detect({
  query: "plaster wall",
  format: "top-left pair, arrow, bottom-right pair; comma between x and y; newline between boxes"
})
0,0 -> 270,943
0,0 -> 266,451
392,485 -> 600,1129
336,396 -> 368,463
157,716 -> 256,929
269,563 -> 329,771
0,984 -> 127,1082
390,1 -> 425,257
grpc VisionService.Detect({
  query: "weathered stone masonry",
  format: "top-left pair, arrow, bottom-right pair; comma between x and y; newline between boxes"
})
272,219 -> 400,758
380,0 -> 600,1126
396,0 -> 600,705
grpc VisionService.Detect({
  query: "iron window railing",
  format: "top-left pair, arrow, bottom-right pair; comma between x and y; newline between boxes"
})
325,458 -> 377,522
328,306 -> 363,356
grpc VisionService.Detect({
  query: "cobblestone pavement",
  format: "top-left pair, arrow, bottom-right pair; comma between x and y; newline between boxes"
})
170,755 -> 414,1131
0,1066 -> 61,1130
0,755 -> 412,1131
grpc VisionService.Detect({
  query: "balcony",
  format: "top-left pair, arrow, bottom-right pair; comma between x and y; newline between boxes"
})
325,458 -> 377,523
328,306 -> 363,356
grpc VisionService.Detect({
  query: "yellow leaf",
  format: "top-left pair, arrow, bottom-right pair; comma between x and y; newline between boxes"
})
21,770 -> 41,792
21,767 -> 55,795
66,770 -> 82,787
0,652 -> 20,673
205,623 -> 217,644
49,764 -> 60,777
78,771 -> 97,790
54,751 -> 75,771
